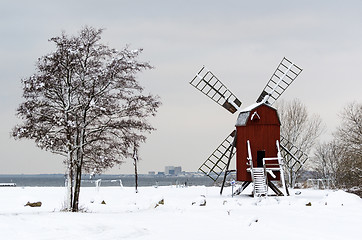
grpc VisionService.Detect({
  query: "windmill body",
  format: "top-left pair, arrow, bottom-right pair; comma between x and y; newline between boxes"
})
235,103 -> 281,182
189,57 -> 306,196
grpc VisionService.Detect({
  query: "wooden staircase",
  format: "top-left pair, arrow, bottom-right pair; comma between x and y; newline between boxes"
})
251,168 -> 268,197
244,140 -> 288,197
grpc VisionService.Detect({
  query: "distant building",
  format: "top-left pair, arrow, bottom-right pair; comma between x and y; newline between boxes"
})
165,166 -> 182,175
148,171 -> 155,175
165,166 -> 173,175
174,167 -> 182,175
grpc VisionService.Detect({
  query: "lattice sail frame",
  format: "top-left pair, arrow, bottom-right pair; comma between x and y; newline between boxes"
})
198,130 -> 236,181
190,66 -> 242,114
279,135 -> 309,173
257,57 -> 303,105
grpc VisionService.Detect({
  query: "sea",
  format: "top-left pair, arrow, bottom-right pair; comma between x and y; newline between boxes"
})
0,174 -> 215,187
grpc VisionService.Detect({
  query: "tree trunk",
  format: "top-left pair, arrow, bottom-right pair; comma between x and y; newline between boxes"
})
134,158 -> 138,193
133,144 -> 138,193
66,162 -> 73,210
72,112 -> 86,212
65,142 -> 74,211
72,164 -> 82,212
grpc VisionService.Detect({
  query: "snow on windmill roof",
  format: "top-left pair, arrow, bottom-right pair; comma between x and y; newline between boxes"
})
239,102 -> 264,113
240,102 -> 277,112
235,102 -> 277,126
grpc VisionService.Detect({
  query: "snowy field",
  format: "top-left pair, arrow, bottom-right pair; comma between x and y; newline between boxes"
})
0,185 -> 361,240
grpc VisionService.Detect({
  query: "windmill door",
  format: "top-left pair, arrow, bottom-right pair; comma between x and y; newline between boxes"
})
257,150 -> 265,167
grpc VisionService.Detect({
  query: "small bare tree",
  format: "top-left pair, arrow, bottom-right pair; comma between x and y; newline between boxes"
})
133,142 -> 139,193
276,98 -> 324,187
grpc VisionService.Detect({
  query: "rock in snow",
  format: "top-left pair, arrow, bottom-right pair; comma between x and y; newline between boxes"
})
24,201 -> 42,207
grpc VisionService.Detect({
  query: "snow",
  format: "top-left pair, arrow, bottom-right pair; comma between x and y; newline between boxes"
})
0,186 -> 361,240
236,111 -> 250,126
239,102 -> 264,113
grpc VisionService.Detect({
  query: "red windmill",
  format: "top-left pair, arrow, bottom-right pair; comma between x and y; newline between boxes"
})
190,58 -> 308,196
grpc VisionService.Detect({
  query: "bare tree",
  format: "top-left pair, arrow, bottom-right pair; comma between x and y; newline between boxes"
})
12,26 -> 161,211
334,102 -> 362,192
275,98 -> 324,187
313,140 -> 343,186
312,102 -> 361,195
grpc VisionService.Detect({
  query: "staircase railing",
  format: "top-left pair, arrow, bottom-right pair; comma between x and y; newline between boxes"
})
247,140 -> 268,197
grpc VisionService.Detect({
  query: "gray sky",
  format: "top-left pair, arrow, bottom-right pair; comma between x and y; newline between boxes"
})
1,0 -> 361,174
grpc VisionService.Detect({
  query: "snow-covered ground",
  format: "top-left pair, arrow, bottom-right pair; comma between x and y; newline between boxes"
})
0,185 -> 361,240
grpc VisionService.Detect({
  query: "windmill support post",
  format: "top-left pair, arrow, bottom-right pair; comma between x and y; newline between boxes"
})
220,132 -> 237,195
234,181 -> 251,195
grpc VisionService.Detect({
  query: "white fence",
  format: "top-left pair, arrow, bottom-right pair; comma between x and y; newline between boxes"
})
306,179 -> 335,189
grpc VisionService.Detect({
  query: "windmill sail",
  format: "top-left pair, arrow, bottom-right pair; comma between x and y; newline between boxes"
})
198,130 -> 236,181
190,66 -> 242,114
279,135 -> 309,173
257,57 -> 303,105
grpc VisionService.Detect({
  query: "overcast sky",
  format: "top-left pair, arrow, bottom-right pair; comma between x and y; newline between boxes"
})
1,0 -> 361,174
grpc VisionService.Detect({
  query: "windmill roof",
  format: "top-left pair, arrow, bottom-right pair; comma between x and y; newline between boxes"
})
239,102 -> 276,113
236,102 -> 279,126
239,102 -> 262,112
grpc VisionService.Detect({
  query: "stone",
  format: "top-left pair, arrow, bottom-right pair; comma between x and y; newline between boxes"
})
25,201 -> 42,207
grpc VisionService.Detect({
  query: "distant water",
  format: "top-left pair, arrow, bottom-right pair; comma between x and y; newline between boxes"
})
0,174 -> 215,187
